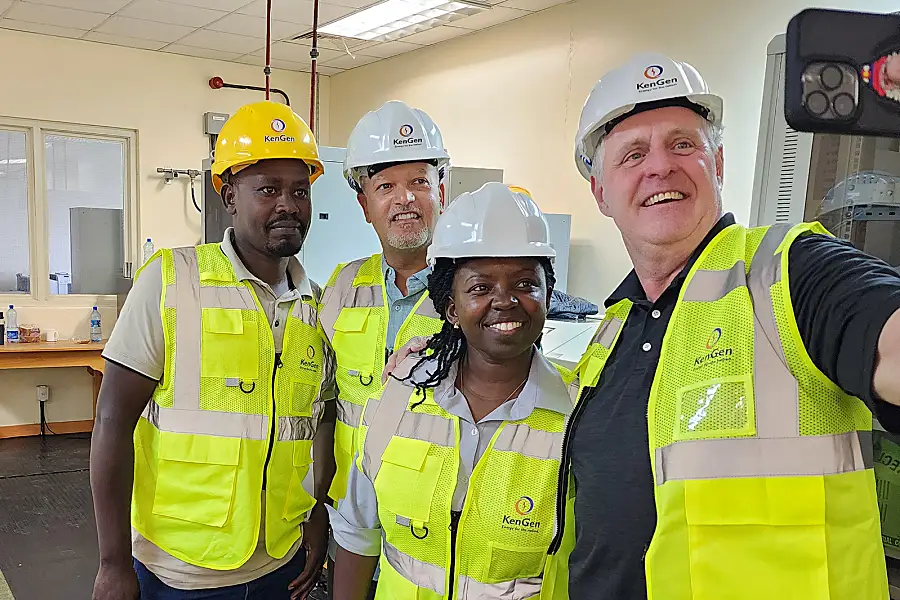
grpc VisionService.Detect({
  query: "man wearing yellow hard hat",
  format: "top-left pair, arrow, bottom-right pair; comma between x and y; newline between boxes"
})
90,101 -> 337,600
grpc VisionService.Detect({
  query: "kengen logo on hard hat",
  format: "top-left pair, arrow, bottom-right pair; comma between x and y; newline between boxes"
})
637,63 -> 678,93
644,65 -> 664,79
393,123 -> 423,148
271,119 -> 287,132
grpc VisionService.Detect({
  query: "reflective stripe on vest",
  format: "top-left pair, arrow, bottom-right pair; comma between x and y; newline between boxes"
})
359,359 -> 565,599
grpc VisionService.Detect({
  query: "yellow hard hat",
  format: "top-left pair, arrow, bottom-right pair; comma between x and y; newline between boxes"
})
212,101 -> 324,194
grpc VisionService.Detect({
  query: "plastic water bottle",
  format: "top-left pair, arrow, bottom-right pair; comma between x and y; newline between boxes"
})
6,305 -> 18,344
143,238 -> 154,264
90,306 -> 102,343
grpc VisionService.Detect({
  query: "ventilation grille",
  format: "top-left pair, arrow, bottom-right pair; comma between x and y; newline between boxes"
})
775,125 -> 799,223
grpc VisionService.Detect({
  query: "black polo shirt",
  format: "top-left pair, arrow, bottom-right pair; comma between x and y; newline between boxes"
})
567,213 -> 900,599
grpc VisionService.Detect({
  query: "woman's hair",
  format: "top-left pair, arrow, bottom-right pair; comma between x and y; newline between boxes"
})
395,256 -> 556,393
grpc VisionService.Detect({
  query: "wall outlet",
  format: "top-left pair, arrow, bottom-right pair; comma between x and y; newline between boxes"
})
36,385 -> 49,403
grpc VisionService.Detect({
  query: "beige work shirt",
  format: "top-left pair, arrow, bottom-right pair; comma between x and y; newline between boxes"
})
103,228 -> 336,590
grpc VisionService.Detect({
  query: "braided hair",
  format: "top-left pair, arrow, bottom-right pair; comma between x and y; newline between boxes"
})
396,256 -> 556,394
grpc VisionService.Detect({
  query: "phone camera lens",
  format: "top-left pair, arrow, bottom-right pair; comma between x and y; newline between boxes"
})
805,91 -> 830,116
833,93 -> 856,117
820,64 -> 844,90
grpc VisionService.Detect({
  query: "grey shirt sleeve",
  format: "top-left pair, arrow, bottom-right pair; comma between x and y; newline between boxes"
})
326,450 -> 382,557
102,257 -> 165,381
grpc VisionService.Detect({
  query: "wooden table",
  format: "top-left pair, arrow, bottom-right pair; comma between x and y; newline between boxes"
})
0,340 -> 105,438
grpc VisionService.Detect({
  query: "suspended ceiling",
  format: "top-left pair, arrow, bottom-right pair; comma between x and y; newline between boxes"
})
0,0 -> 570,76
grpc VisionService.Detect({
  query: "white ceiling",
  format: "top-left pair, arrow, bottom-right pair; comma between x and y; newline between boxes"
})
0,0 -> 570,75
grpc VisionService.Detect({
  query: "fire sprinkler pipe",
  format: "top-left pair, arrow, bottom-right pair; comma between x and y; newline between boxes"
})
208,77 -> 291,106
265,0 -> 272,100
309,0 -> 320,134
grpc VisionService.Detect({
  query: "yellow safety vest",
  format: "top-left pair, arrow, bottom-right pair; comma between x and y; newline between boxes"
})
541,222 -> 888,600
357,355 -> 571,600
319,253 -> 443,501
131,244 -> 328,570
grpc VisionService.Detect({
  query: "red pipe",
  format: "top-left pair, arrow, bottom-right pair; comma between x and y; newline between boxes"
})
265,0 -> 272,100
309,0 -> 320,134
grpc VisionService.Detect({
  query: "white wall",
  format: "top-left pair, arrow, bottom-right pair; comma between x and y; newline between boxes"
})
329,0 -> 900,305
0,28 -> 330,428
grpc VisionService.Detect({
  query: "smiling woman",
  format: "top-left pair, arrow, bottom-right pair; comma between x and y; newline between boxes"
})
329,182 -> 576,600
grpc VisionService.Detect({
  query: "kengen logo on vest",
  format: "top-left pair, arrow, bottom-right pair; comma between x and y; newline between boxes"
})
502,496 -> 541,532
299,345 -> 320,373
695,326 -> 733,367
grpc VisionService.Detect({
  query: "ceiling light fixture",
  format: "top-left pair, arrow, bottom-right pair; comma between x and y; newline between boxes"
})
318,0 -> 489,42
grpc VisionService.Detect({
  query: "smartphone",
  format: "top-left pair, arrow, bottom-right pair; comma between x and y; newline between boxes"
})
785,8 -> 900,137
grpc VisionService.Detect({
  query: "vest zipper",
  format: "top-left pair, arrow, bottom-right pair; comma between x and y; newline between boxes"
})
547,386 -> 590,555
447,510 -> 462,599
261,353 -> 283,490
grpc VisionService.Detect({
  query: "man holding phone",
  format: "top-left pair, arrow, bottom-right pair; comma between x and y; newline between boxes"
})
390,53 -> 900,600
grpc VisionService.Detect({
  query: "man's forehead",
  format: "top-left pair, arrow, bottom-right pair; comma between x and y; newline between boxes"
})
606,108 -> 706,144
371,162 -> 433,181
238,159 -> 311,180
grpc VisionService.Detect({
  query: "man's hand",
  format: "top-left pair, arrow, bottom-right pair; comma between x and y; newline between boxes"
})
92,561 -> 139,600
383,336 -> 430,384
289,505 -> 330,599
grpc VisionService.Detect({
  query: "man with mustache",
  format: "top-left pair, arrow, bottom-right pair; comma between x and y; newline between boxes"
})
90,101 -> 336,600
317,100 -> 450,598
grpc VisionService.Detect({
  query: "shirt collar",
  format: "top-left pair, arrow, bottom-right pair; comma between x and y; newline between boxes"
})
605,212 -> 737,307
382,255 -> 431,296
220,227 -> 314,299
400,349 -> 573,421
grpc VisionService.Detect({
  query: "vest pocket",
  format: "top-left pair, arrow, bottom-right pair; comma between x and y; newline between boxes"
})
283,440 -> 317,522
375,437 -> 442,525
201,308 -> 259,380
332,308 -> 379,378
486,541 -> 548,582
673,376 -> 755,441
152,433 -> 241,528
682,476 -> 828,598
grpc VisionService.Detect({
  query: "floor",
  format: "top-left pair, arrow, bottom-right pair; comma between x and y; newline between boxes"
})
0,433 -> 331,600
0,433 -> 95,600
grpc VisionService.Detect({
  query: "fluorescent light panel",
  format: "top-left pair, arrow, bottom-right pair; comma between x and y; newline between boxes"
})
319,0 -> 486,42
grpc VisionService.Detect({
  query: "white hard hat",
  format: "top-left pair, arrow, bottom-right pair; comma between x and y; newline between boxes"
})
427,182 -> 556,265
344,100 -> 450,190
574,52 -> 723,180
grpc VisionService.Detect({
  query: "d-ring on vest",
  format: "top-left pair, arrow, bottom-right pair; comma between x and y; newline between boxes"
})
541,222 -> 888,600
131,244 -> 328,570
319,253 -> 443,501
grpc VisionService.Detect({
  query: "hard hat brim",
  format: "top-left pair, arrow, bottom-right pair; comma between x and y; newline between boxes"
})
212,157 -> 325,194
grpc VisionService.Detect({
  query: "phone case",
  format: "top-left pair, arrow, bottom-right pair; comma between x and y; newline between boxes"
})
785,8 -> 900,137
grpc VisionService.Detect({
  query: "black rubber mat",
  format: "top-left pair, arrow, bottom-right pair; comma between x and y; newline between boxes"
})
0,433 -> 95,600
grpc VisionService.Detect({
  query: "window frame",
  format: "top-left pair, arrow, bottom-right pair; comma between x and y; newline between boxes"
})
0,115 -> 139,309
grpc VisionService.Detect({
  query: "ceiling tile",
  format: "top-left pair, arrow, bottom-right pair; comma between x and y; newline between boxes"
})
176,28 -> 264,53
95,16 -> 196,42
399,25 -> 468,45
323,0 -> 380,8
206,13 -> 305,40
175,0 -> 251,11
118,0 -> 227,28
270,57 -> 307,71
356,39 -> 422,59
323,52 -> 378,70
238,0 -> 353,26
499,0 -> 569,10
0,1 -> 13,14
315,65 -> 344,76
451,6 -> 529,29
162,43 -> 243,61
21,0 -> 132,14
0,17 -> 85,38
83,31 -> 168,49
251,40 -> 344,63
6,2 -> 108,29
301,36 -> 370,52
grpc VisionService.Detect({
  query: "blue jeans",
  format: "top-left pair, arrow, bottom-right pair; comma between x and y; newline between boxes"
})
134,549 -> 307,599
